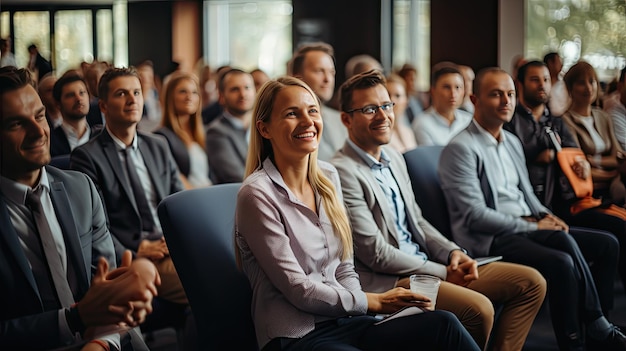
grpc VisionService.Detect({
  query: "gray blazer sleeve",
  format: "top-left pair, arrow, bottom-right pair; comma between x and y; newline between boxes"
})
332,151 -> 448,280
439,140 -> 538,238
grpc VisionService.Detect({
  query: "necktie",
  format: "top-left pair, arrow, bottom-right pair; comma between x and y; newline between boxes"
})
26,189 -> 75,308
123,148 -> 155,232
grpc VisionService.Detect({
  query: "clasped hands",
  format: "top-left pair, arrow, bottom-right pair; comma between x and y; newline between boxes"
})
446,250 -> 478,287
76,250 -> 161,336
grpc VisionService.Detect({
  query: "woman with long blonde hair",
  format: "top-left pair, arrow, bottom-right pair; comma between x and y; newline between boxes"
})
155,72 -> 211,188
235,76 -> 477,351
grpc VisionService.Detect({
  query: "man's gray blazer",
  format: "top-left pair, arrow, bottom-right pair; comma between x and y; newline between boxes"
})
317,106 -> 348,162
438,121 -> 549,257
205,115 -> 249,184
332,142 -> 461,292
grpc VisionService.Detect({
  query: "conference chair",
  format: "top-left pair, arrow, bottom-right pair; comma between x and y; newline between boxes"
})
403,146 -> 452,238
157,183 -> 258,350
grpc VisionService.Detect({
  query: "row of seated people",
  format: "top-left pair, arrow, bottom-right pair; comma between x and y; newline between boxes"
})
2,49 -> 625,350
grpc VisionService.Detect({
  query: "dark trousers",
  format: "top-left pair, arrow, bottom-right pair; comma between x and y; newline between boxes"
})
564,208 -> 626,293
490,228 -> 618,350
262,311 -> 480,351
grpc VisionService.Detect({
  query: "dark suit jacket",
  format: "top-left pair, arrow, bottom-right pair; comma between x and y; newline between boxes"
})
50,124 -> 103,157
0,167 -> 115,349
70,129 -> 184,260
153,127 -> 191,177
205,115 -> 248,184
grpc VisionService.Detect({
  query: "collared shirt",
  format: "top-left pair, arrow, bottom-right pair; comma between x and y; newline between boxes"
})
60,122 -> 91,151
0,169 -> 121,349
473,121 -> 532,217
413,107 -> 473,146
346,139 -> 427,260
107,127 -> 162,236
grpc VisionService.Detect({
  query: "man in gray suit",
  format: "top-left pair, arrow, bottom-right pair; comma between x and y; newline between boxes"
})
0,67 -> 157,350
71,67 -> 187,305
205,68 -> 255,184
331,70 -> 545,350
289,42 -> 347,161
439,67 -> 626,351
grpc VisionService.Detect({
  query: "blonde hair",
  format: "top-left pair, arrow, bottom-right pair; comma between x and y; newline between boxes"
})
246,76 -> 353,259
161,73 -> 205,147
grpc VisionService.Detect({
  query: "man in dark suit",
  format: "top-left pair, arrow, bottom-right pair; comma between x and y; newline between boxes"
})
50,72 -> 102,157
205,68 -> 255,184
71,67 -> 187,305
0,67 -> 158,350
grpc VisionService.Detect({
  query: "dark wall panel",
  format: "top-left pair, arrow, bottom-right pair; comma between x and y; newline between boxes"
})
431,0 -> 499,72
292,0 -> 381,87
128,1 -> 172,78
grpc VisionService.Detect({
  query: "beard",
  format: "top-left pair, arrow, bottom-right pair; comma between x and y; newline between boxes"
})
523,88 -> 549,107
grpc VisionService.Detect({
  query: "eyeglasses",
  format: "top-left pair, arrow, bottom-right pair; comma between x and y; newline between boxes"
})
346,102 -> 395,115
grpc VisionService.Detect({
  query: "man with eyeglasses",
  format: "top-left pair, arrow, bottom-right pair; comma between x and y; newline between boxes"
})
331,70 -> 547,350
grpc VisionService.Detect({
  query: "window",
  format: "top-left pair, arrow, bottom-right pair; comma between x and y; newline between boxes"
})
55,10 -> 93,74
526,0 -> 626,81
2,2 -> 127,75
14,11 -> 50,69
204,0 -> 292,77
392,0 -> 430,91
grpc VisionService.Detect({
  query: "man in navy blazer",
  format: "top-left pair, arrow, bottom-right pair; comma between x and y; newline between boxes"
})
71,67 -> 187,305
439,67 -> 626,350
0,67 -> 157,350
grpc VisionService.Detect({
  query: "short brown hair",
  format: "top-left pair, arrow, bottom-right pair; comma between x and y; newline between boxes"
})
98,67 -> 140,101
473,67 -> 509,96
288,42 -> 335,76
339,69 -> 386,113
563,61 -> 598,97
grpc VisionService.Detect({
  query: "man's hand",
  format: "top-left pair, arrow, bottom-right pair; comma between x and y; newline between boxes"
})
75,250 -> 160,329
366,287 -> 432,314
537,214 -> 569,232
446,250 -> 478,286
136,237 -> 169,260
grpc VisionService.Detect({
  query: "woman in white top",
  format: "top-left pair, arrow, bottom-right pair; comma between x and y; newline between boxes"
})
386,74 -> 417,153
235,76 -> 479,351
154,72 -> 211,188
561,61 -> 625,204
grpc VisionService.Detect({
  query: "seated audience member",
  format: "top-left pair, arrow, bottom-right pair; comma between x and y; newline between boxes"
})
288,42 -> 347,161
201,65 -> 231,125
413,64 -> 473,146
71,67 -> 188,306
0,66 -> 159,350
439,67 -> 625,351
345,54 -> 383,79
250,68 -> 270,92
205,68 -> 255,184
136,61 -> 162,133
397,63 -> 425,124
605,67 -> 626,151
235,75 -> 481,351
385,74 -> 418,153
50,72 -> 102,157
561,61 -> 626,205
544,52 -> 569,116
84,61 -> 108,126
154,73 -> 212,189
28,44 -> 53,83
505,60 -> 626,292
38,73 -> 63,130
458,65 -> 475,114
332,70 -> 546,350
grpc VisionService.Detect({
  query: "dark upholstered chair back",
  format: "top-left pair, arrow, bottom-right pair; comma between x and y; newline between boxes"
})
158,183 -> 258,350
403,146 -> 452,239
